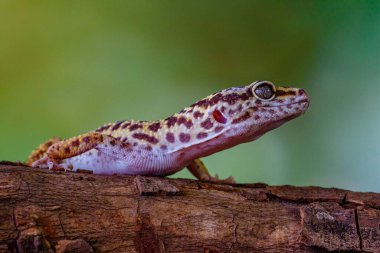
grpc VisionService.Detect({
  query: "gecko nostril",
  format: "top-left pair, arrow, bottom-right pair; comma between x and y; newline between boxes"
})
298,89 -> 305,96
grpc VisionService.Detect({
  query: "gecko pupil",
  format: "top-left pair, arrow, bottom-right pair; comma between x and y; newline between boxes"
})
254,83 -> 274,100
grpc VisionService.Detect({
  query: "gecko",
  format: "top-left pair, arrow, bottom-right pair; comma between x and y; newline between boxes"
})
26,81 -> 309,183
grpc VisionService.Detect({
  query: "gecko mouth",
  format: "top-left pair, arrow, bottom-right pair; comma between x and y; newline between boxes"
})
260,99 -> 310,108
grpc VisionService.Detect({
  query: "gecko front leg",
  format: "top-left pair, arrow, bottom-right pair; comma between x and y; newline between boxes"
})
186,159 -> 235,184
32,132 -> 131,171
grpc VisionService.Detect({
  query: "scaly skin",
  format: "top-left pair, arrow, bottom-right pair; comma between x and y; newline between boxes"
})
27,81 -> 309,183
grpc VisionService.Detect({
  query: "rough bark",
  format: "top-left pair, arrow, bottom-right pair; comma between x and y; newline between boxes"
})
0,163 -> 379,253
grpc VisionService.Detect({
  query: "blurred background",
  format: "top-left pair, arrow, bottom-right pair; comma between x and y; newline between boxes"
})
1,1 -> 379,192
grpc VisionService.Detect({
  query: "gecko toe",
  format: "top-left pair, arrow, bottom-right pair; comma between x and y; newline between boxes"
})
225,176 -> 236,184
31,156 -> 48,168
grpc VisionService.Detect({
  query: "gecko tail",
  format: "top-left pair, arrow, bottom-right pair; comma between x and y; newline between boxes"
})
25,137 -> 61,166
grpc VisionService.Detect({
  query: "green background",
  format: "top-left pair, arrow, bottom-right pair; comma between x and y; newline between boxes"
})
1,1 -> 379,192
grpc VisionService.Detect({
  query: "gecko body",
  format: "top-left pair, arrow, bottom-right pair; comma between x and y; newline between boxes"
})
27,81 -> 309,183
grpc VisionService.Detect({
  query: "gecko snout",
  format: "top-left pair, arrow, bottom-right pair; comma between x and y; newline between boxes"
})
298,88 -> 310,102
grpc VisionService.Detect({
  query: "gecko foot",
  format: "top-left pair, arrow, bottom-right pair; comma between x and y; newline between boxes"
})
31,155 -> 68,172
205,174 -> 236,184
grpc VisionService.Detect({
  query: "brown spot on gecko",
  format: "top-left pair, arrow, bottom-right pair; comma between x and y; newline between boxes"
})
71,140 -> 80,147
179,133 -> 191,143
209,93 -> 223,106
189,90 -> 251,110
64,147 -> 70,154
201,118 -> 213,129
166,132 -> 175,143
196,132 -> 208,139
129,124 -> 142,131
95,124 -> 111,132
268,109 -> 276,114
111,121 -> 123,131
83,136 -> 90,143
145,145 -> 152,151
276,90 -> 296,96
221,93 -> 239,105
148,122 -> 161,132
166,116 -> 177,127
246,87 -> 254,97
132,133 -> 159,144
185,120 -> 193,128
177,117 -> 193,129
239,93 -> 249,101
254,115 -> 261,120
44,141 -> 53,147
298,89 -> 305,96
177,116 -> 186,126
121,122 -> 131,129
214,126 -> 224,133
232,112 -> 251,124
193,111 -> 204,119
191,98 -> 209,108
110,140 -> 116,146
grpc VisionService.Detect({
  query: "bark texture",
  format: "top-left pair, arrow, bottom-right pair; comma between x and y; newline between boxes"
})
0,163 -> 379,253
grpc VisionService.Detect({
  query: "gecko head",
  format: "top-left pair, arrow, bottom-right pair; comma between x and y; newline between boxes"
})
176,80 -> 309,149
187,80 -> 309,143
225,80 -> 310,140
247,80 -> 310,115
168,81 -> 309,160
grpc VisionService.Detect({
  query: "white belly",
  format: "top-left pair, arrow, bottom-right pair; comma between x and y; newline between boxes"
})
61,148 -> 184,176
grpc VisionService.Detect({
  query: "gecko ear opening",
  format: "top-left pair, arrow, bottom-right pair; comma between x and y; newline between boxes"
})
252,81 -> 276,101
213,109 -> 227,124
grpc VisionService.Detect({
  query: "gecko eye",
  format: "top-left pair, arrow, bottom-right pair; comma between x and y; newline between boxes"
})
252,81 -> 276,101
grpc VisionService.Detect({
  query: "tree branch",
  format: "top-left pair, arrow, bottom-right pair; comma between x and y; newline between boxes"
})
0,164 -> 379,253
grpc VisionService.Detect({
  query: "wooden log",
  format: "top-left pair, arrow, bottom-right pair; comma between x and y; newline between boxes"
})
0,164 -> 379,253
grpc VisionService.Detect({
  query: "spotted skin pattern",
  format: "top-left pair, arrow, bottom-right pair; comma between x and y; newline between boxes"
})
27,81 -> 309,183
